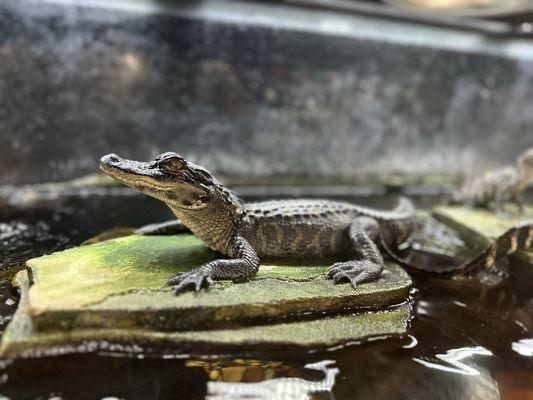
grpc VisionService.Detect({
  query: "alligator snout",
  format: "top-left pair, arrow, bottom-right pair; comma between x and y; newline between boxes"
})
100,153 -> 122,166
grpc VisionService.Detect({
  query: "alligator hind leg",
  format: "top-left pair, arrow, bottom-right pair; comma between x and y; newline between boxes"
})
135,219 -> 189,235
327,216 -> 384,289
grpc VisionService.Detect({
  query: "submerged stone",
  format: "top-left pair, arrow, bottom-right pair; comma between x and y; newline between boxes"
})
433,205 -> 533,262
1,234 -> 413,357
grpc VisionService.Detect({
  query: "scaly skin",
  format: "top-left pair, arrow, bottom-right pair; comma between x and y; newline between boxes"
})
100,152 -> 415,293
451,148 -> 533,213
100,152 -> 533,293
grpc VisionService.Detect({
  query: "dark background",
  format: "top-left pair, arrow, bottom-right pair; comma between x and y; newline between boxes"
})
1,0 -> 533,186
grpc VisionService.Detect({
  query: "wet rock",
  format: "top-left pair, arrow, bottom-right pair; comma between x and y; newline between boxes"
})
1,273 -> 412,357
1,234 -> 412,356
23,235 -> 412,331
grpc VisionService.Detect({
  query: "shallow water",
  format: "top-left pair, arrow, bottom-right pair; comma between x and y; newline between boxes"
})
0,189 -> 532,399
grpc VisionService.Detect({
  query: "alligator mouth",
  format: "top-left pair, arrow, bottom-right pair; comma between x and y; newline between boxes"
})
100,153 -> 172,191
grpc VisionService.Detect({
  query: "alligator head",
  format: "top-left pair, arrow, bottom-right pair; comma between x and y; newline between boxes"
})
100,152 -> 232,211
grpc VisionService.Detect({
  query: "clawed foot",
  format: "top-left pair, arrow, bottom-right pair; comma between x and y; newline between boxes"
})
326,261 -> 383,289
168,267 -> 214,294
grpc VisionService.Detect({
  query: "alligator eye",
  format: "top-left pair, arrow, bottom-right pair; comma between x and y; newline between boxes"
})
158,157 -> 186,172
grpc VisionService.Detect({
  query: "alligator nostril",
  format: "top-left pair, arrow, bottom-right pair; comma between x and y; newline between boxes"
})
109,155 -> 120,163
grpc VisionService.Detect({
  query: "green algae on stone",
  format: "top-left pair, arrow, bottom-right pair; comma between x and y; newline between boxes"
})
26,235 -> 219,314
0,272 -> 412,358
433,205 -> 533,262
20,234 -> 411,333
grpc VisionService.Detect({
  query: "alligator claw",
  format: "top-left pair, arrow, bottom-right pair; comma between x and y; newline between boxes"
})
332,271 -> 359,289
167,272 -> 186,285
326,261 -> 382,289
168,268 -> 213,294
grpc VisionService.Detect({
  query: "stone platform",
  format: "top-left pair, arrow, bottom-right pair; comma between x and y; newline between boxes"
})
0,234 -> 413,358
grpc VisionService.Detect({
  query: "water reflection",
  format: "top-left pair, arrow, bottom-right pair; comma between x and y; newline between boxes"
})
413,346 -> 492,375
0,192 -> 532,398
186,358 -> 338,400
411,347 -> 500,400
511,338 -> 533,357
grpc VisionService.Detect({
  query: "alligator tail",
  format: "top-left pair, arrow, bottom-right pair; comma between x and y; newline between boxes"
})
458,221 -> 533,276
392,196 -> 416,219
381,221 -> 533,278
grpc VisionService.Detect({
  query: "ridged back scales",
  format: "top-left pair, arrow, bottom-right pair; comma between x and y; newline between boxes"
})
242,199 -> 413,258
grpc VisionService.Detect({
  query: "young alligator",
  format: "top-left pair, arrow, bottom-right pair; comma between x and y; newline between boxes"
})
100,152 -> 533,293
450,148 -> 533,213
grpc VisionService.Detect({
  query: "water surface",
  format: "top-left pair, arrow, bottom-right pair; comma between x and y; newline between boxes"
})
0,188 -> 531,399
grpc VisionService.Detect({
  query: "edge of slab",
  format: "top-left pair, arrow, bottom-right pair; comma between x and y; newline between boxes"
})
21,234 -> 412,332
0,272 -> 413,358
1,304 -> 413,359
30,264 -> 412,332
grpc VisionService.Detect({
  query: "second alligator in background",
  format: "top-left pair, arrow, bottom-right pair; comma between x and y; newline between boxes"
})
100,152 -> 533,294
451,148 -> 533,213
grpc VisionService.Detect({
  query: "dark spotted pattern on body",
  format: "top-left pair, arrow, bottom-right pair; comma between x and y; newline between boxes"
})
242,199 -> 412,258
100,151 -> 533,294
462,221 -> 533,276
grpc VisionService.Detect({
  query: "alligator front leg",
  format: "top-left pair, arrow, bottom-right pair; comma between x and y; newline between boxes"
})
135,219 -> 189,235
327,217 -> 384,289
168,235 -> 260,294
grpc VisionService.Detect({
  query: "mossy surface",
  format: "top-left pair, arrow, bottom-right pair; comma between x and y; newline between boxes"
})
22,234 -> 412,332
26,235 -> 218,314
0,271 -> 412,358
